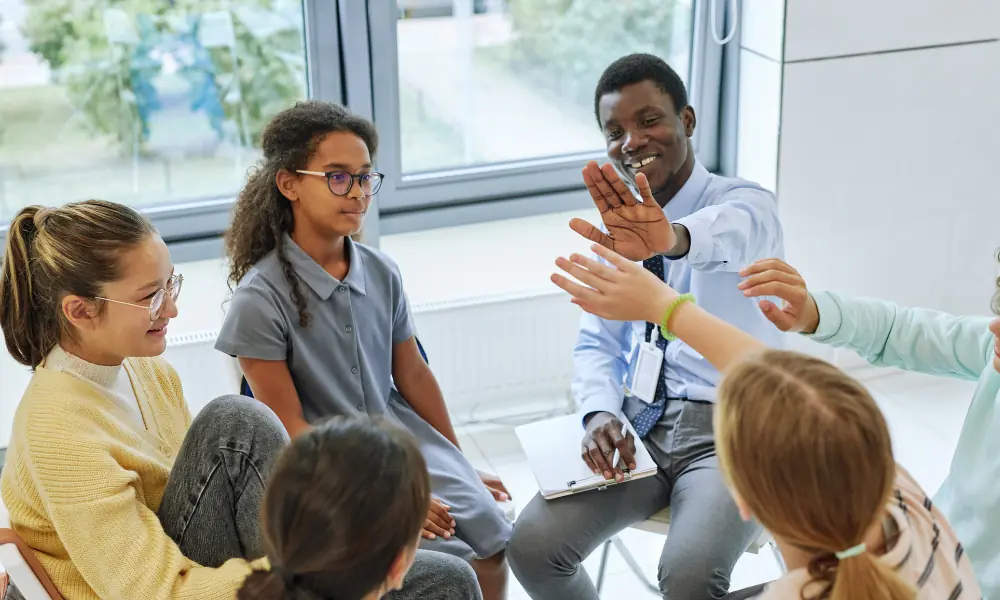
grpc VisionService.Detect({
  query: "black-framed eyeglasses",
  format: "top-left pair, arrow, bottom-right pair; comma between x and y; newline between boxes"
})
296,170 -> 384,196
96,274 -> 183,321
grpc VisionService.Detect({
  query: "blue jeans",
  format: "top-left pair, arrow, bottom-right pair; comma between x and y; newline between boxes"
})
157,394 -> 289,565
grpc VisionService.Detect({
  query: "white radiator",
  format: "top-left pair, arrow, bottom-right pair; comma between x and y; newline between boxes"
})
163,289 -> 581,423
161,330 -> 244,417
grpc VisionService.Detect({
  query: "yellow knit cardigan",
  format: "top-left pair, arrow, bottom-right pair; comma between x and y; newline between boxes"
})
0,356 -> 257,599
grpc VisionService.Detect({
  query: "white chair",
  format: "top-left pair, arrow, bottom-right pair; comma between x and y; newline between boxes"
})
593,507 -> 782,595
0,507 -> 62,599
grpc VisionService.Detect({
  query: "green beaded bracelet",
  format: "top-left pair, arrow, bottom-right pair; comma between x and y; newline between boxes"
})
659,293 -> 696,341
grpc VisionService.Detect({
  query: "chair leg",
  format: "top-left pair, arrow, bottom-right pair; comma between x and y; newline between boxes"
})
610,536 -> 660,595
594,539 -> 612,594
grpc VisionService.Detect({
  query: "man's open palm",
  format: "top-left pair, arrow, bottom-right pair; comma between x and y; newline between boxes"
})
571,161 -> 675,262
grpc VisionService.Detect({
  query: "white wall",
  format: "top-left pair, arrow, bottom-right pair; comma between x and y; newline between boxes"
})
775,0 -> 1000,316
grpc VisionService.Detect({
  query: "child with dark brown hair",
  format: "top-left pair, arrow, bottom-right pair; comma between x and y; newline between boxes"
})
238,416 -> 481,600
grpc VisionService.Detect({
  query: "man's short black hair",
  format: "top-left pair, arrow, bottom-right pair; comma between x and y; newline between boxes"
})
593,53 -> 689,126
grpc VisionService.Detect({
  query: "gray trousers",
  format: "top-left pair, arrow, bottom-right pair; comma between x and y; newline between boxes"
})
3,395 -> 480,600
508,399 -> 761,600
388,552 -> 484,600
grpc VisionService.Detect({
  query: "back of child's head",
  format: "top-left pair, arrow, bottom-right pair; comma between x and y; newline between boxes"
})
716,350 -> 914,600
238,416 -> 429,600
225,100 -> 377,327
0,201 -> 155,369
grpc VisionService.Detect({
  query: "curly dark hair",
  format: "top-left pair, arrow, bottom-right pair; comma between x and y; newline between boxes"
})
225,101 -> 378,327
593,53 -> 688,126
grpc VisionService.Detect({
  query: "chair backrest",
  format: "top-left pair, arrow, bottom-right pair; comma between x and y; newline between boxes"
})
240,338 -> 430,399
0,514 -> 62,599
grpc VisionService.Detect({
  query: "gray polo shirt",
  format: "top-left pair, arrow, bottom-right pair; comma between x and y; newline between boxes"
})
215,235 -> 415,422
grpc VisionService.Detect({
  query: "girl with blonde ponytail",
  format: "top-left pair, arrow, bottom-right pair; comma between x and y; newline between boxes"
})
716,352 -> 924,600
549,242 -> 982,600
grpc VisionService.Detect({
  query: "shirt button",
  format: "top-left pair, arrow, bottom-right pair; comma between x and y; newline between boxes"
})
351,367 -> 359,374
338,286 -> 347,293
346,326 -> 353,333
356,404 -> 364,411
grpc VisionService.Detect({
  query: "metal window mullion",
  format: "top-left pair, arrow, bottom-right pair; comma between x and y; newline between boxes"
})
351,0 -> 401,246
304,0 -> 344,103
689,0 -> 724,173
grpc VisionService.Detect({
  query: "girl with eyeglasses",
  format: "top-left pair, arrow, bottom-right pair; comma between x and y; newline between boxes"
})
216,101 -> 512,600
0,200 -> 290,599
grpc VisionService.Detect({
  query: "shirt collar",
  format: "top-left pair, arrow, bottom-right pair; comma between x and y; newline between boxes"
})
282,234 -> 367,299
662,161 -> 710,221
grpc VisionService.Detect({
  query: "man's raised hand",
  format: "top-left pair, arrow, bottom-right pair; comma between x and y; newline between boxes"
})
570,161 -> 675,261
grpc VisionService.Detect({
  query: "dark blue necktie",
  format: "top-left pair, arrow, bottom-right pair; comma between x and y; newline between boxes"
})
632,256 -> 669,439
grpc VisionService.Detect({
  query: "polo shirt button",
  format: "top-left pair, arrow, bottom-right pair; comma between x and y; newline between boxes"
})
338,286 -> 347,293
356,404 -> 363,411
346,326 -> 353,333
351,367 -> 359,374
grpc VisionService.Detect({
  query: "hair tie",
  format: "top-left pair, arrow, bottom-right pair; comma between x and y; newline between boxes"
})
271,564 -> 299,589
835,542 -> 866,560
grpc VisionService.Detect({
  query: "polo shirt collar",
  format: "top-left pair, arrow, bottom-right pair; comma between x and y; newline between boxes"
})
282,234 -> 367,299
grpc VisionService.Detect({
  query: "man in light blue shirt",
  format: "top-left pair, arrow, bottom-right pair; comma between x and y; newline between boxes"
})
507,54 -> 785,600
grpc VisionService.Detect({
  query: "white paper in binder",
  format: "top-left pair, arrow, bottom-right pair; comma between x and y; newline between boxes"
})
515,412 -> 658,500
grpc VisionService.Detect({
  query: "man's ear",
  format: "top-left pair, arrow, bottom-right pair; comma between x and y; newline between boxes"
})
682,106 -> 697,138
275,170 -> 300,203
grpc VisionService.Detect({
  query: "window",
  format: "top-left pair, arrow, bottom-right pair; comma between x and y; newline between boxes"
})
0,0 -> 308,232
1,0 -> 732,247
363,0 -> 722,216
397,1 -> 694,173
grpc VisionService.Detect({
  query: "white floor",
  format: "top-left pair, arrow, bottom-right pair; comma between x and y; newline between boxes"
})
456,369 -> 977,599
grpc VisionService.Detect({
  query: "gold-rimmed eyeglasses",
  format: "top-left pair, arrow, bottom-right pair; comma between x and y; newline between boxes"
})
96,274 -> 183,321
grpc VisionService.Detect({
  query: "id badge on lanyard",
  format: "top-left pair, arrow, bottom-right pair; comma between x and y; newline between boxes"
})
631,325 -> 664,405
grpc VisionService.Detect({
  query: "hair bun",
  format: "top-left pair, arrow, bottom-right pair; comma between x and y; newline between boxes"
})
32,207 -> 55,229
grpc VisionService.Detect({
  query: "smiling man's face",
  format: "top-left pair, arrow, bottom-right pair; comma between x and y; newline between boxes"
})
598,79 -> 695,199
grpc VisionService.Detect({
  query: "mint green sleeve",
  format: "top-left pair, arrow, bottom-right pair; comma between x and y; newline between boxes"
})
807,291 -> 995,381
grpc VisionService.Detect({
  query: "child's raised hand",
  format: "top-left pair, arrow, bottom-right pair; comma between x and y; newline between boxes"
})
552,244 -> 678,325
738,259 -> 820,333
423,498 -> 455,540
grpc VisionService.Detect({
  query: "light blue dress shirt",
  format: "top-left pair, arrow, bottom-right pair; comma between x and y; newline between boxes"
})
575,161 -> 786,417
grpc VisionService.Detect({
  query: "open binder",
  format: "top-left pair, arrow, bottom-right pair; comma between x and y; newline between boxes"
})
515,412 -> 658,500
